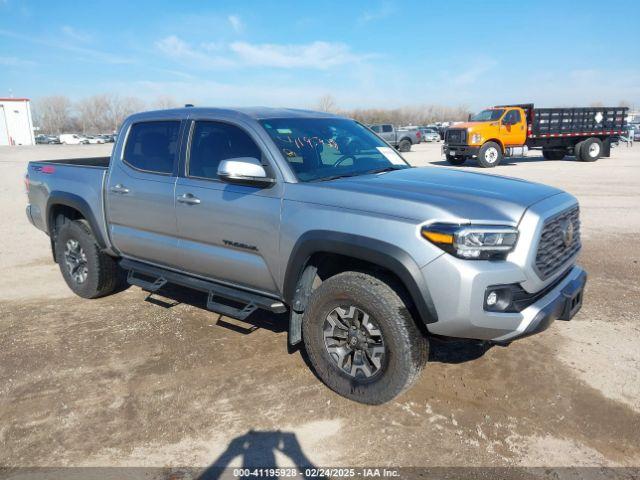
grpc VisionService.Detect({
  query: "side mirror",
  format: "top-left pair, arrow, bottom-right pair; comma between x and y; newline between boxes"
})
217,157 -> 275,187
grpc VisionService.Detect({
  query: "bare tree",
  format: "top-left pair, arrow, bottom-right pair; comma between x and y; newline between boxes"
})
317,94 -> 338,113
103,94 -> 145,133
152,95 -> 179,110
345,104 -> 471,126
76,94 -> 111,134
32,96 -> 73,134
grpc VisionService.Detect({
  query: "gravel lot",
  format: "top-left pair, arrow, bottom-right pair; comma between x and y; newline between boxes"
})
1,142 -> 639,472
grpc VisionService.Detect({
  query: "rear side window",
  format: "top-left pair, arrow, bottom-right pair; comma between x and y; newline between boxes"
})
123,121 -> 181,174
188,121 -> 263,180
382,125 -> 393,133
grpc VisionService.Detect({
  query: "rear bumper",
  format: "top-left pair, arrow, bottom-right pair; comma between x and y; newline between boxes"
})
443,144 -> 479,157
26,204 -> 36,227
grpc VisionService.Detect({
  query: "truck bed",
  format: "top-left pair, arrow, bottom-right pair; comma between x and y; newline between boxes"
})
530,107 -> 627,137
26,158 -> 110,243
37,157 -> 111,168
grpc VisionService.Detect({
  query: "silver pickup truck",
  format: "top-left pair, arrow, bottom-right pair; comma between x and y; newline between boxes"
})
368,124 -> 420,152
25,107 -> 586,404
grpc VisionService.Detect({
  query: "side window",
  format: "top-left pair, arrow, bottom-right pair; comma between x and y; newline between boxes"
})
370,125 -> 381,133
188,121 -> 263,180
382,124 -> 393,133
123,121 -> 180,174
503,110 -> 521,125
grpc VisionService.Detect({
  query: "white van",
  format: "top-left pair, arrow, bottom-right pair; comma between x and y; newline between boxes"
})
59,134 -> 88,145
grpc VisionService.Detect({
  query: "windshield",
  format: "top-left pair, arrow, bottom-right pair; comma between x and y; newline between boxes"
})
470,109 -> 505,122
260,118 -> 410,182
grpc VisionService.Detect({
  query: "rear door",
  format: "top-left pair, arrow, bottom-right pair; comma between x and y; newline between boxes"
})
500,109 -> 527,146
380,124 -> 395,144
106,119 -> 184,267
174,119 -> 282,294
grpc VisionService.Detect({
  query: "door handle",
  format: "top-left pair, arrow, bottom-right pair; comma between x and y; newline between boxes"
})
110,184 -> 130,194
177,193 -> 201,205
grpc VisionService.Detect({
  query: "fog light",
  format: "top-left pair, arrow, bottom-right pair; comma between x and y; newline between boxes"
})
486,291 -> 498,306
484,286 -> 514,312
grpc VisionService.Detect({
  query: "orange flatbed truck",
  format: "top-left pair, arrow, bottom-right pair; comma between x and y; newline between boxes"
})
443,104 -> 628,167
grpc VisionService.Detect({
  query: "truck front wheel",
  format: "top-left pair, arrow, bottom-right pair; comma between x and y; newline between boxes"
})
55,219 -> 124,299
477,141 -> 503,168
302,271 -> 428,404
579,138 -> 602,162
397,139 -> 412,152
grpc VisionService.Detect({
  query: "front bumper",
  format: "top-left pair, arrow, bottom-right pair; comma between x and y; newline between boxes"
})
443,144 -> 479,157
421,254 -> 587,343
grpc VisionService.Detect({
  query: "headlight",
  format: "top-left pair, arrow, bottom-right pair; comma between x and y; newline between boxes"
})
421,223 -> 518,260
471,133 -> 482,144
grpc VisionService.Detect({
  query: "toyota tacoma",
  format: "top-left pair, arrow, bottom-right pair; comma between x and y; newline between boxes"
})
25,107 -> 587,404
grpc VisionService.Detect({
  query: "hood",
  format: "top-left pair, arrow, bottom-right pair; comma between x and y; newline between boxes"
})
291,167 -> 564,225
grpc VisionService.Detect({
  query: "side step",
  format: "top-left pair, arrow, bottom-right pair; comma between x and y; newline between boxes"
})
120,259 -> 287,320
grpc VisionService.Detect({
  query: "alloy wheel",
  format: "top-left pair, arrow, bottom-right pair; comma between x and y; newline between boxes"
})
64,239 -> 88,284
323,306 -> 386,379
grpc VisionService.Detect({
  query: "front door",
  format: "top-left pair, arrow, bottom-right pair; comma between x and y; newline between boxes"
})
174,120 -> 282,294
106,120 -> 183,268
500,109 -> 527,146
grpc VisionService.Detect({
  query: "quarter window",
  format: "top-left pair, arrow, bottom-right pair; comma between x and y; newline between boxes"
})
123,121 -> 180,174
188,121 -> 263,180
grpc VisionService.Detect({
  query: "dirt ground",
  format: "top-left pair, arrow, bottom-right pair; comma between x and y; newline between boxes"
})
1,141 -> 639,474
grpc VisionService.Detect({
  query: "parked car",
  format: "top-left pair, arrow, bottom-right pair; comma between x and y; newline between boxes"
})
59,134 -> 89,145
25,107 -> 586,404
368,124 -> 420,152
420,128 -> 440,142
35,134 -> 61,144
85,136 -> 107,144
444,104 -> 628,167
98,134 -> 115,143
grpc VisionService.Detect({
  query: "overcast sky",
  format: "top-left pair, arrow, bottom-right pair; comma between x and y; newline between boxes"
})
1,0 -> 638,110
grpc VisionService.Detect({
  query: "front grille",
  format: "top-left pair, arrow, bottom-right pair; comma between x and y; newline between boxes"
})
445,128 -> 467,145
535,206 -> 581,280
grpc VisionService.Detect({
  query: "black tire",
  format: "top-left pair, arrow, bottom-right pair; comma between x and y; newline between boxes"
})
446,154 -> 466,166
477,141 -> 503,168
579,137 -> 602,162
573,140 -> 585,160
542,149 -> 566,160
55,219 -> 123,299
397,139 -> 412,152
302,271 -> 428,404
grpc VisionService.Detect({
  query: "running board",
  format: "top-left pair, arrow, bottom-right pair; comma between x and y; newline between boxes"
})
120,259 -> 287,320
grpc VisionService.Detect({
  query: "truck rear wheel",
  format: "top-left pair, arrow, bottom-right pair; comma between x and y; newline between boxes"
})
55,219 -> 123,299
477,141 -> 503,168
397,139 -> 412,152
573,141 -> 585,160
579,137 -> 602,162
302,271 -> 428,404
446,154 -> 466,166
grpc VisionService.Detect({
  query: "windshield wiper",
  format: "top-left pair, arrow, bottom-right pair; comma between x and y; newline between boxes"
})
365,166 -> 407,175
310,166 -> 406,183
310,172 -> 365,182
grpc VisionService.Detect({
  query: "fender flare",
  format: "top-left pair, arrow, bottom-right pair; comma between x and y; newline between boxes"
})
484,138 -> 505,153
46,191 -> 107,249
283,231 -> 438,325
